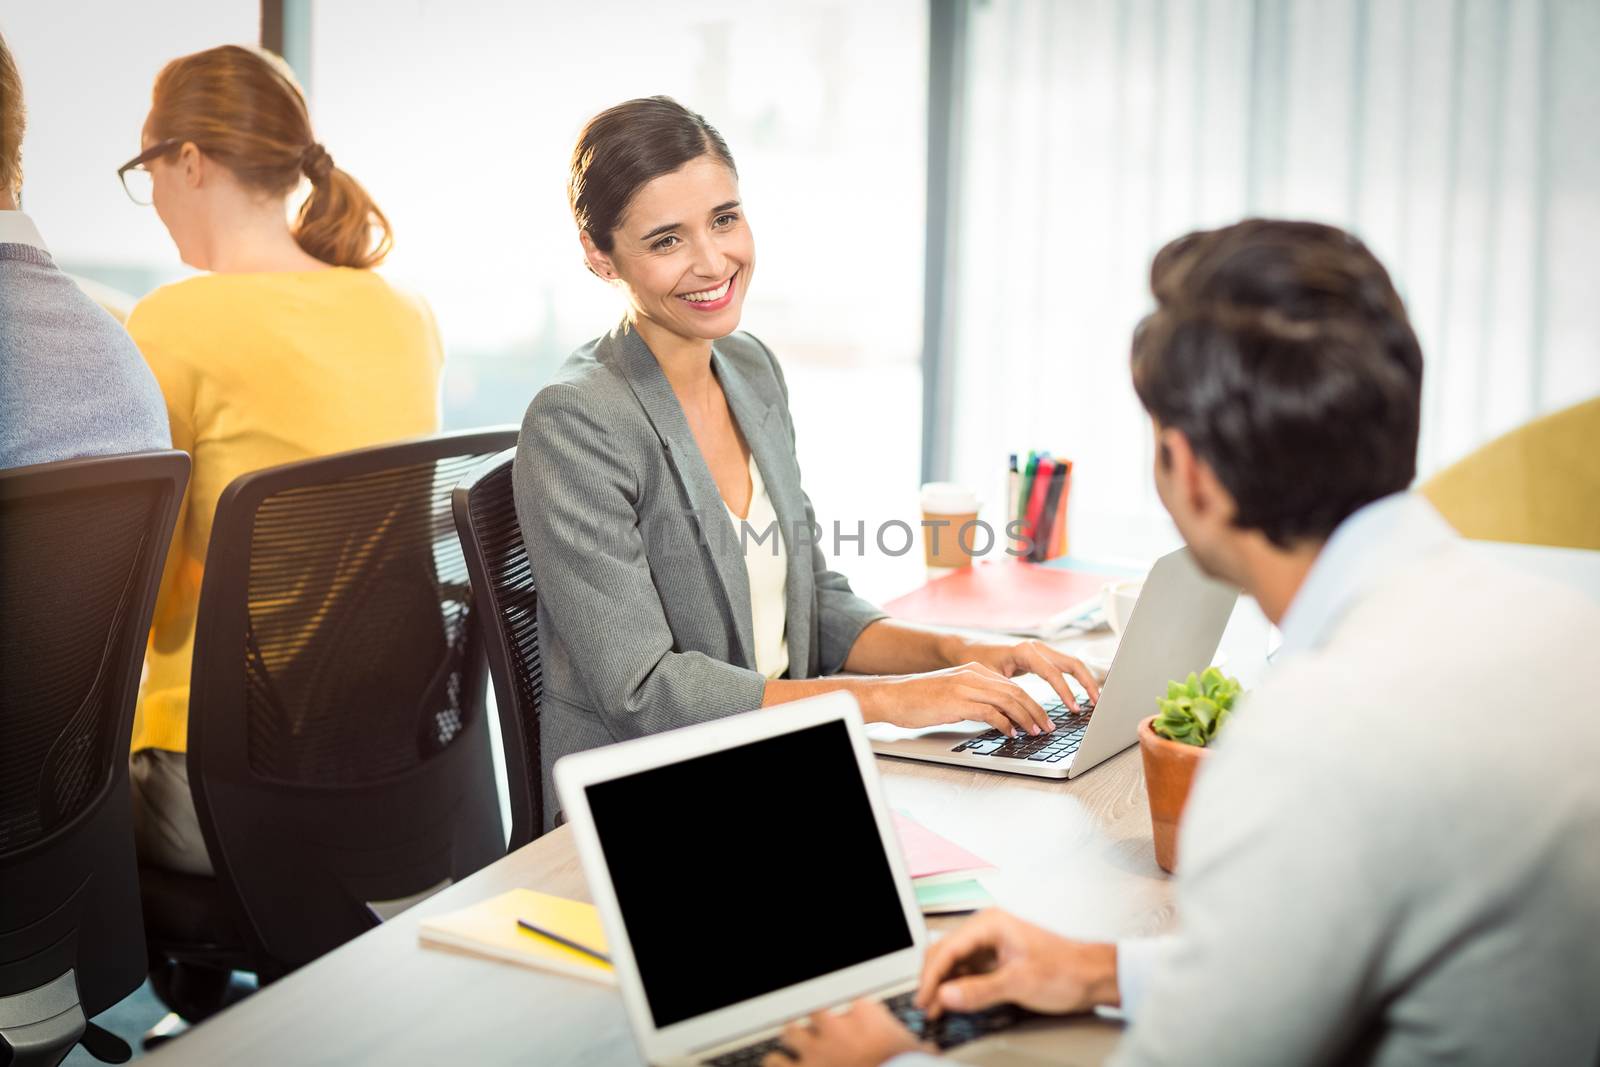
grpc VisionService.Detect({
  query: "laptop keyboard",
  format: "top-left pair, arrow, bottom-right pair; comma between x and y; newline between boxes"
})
948,699 -> 1095,763
704,991 -> 1035,1065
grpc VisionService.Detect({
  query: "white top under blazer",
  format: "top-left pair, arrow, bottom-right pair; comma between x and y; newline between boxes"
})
724,454 -> 789,679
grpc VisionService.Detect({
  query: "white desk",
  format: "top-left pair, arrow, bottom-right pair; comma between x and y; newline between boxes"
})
143,600 -> 1283,1067
142,745 -> 1172,1066
138,537 -> 1597,1064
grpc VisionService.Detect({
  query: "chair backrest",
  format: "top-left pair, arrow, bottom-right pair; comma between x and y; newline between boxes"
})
451,448 -> 545,849
0,451 -> 189,1018
1421,395 -> 1600,551
187,429 -> 516,976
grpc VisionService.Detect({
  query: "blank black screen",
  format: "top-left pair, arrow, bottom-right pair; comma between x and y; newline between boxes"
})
584,719 -> 914,1028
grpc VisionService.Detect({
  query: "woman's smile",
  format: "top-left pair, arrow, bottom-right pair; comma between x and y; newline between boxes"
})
675,270 -> 738,311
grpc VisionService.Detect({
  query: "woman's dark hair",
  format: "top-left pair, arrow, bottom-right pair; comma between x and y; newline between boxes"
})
1131,218 -> 1424,548
569,96 -> 736,253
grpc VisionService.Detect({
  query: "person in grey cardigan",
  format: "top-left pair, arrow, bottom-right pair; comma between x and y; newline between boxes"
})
769,223 -> 1600,1067
515,97 -> 1100,827
0,32 -> 169,469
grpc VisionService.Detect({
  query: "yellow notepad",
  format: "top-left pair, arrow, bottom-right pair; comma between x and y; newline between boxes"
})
418,889 -> 615,985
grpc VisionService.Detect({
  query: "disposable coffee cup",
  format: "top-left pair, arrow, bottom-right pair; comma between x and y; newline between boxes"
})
920,482 -> 982,569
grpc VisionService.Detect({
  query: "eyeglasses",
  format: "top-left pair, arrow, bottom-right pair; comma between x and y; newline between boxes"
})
116,138 -> 184,205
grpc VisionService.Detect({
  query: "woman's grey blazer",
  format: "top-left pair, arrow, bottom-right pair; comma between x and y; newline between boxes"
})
512,323 -> 885,824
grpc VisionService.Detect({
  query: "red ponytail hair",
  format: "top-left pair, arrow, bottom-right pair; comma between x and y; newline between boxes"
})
147,45 -> 392,268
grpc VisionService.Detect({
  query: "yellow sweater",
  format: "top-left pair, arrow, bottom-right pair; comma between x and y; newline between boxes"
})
128,268 -> 443,754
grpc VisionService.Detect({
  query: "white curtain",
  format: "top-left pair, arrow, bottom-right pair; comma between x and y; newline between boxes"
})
947,0 -> 1600,557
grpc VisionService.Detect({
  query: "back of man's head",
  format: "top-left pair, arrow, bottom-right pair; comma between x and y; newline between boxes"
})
1131,218 -> 1424,548
0,31 -> 23,202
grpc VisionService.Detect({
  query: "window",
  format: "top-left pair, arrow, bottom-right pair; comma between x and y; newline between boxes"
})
946,0 -> 1600,560
4,0 -> 258,300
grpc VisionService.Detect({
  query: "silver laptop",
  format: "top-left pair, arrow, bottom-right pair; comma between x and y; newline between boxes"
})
867,547 -> 1238,779
554,693 -> 1033,1066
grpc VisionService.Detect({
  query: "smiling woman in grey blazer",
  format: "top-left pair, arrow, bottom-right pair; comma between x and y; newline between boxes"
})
514,97 -> 1098,822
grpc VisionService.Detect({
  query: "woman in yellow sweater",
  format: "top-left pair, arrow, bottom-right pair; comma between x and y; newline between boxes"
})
121,45 -> 442,875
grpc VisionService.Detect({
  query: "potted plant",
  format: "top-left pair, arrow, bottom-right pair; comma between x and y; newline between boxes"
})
1138,666 -> 1242,873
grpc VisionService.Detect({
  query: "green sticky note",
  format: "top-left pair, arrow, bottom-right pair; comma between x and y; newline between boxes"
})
914,879 -> 995,913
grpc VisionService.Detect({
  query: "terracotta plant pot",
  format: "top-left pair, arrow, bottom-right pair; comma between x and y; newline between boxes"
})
1137,716 -> 1211,874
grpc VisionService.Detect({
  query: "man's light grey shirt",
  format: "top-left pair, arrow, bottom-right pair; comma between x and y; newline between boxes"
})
0,211 -> 169,468
896,494 -> 1600,1066
1112,493 -> 1600,1066
1115,491 -> 1461,1015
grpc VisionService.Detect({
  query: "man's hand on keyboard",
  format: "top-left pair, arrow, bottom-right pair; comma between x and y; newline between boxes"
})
915,910 -> 1120,1020
955,639 -> 1101,712
759,999 -> 931,1067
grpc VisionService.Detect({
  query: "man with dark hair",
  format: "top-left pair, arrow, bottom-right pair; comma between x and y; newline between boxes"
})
0,30 -> 169,468
766,220 -> 1600,1067
1131,219 -> 1424,552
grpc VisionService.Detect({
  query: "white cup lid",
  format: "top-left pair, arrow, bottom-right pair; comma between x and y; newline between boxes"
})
920,481 -> 980,514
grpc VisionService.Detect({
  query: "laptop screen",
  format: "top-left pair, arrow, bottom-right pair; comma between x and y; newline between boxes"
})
584,718 -> 914,1029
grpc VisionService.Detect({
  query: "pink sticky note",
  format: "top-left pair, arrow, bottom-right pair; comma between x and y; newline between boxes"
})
892,812 -> 994,881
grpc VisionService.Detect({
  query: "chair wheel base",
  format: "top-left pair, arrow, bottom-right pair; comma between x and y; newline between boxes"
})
80,1021 -> 132,1063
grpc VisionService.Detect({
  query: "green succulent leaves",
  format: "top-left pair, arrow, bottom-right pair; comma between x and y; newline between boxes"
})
1153,666 -> 1243,748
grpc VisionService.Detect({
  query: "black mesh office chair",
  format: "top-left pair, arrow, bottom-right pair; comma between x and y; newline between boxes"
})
450,448 -> 545,849
0,451 -> 189,1067
141,430 -> 516,1018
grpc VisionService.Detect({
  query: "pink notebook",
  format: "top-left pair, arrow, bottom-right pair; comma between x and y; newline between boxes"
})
892,812 -> 994,886
882,559 -> 1104,636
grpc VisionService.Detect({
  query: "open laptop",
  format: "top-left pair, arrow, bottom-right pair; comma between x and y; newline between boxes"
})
555,693 -> 1036,1066
867,547 -> 1238,779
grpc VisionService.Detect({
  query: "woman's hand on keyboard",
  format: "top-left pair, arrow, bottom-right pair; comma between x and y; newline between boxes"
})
860,663 -> 1055,737
954,639 -> 1101,711
915,910 -> 1120,1020
761,1000 -> 929,1067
